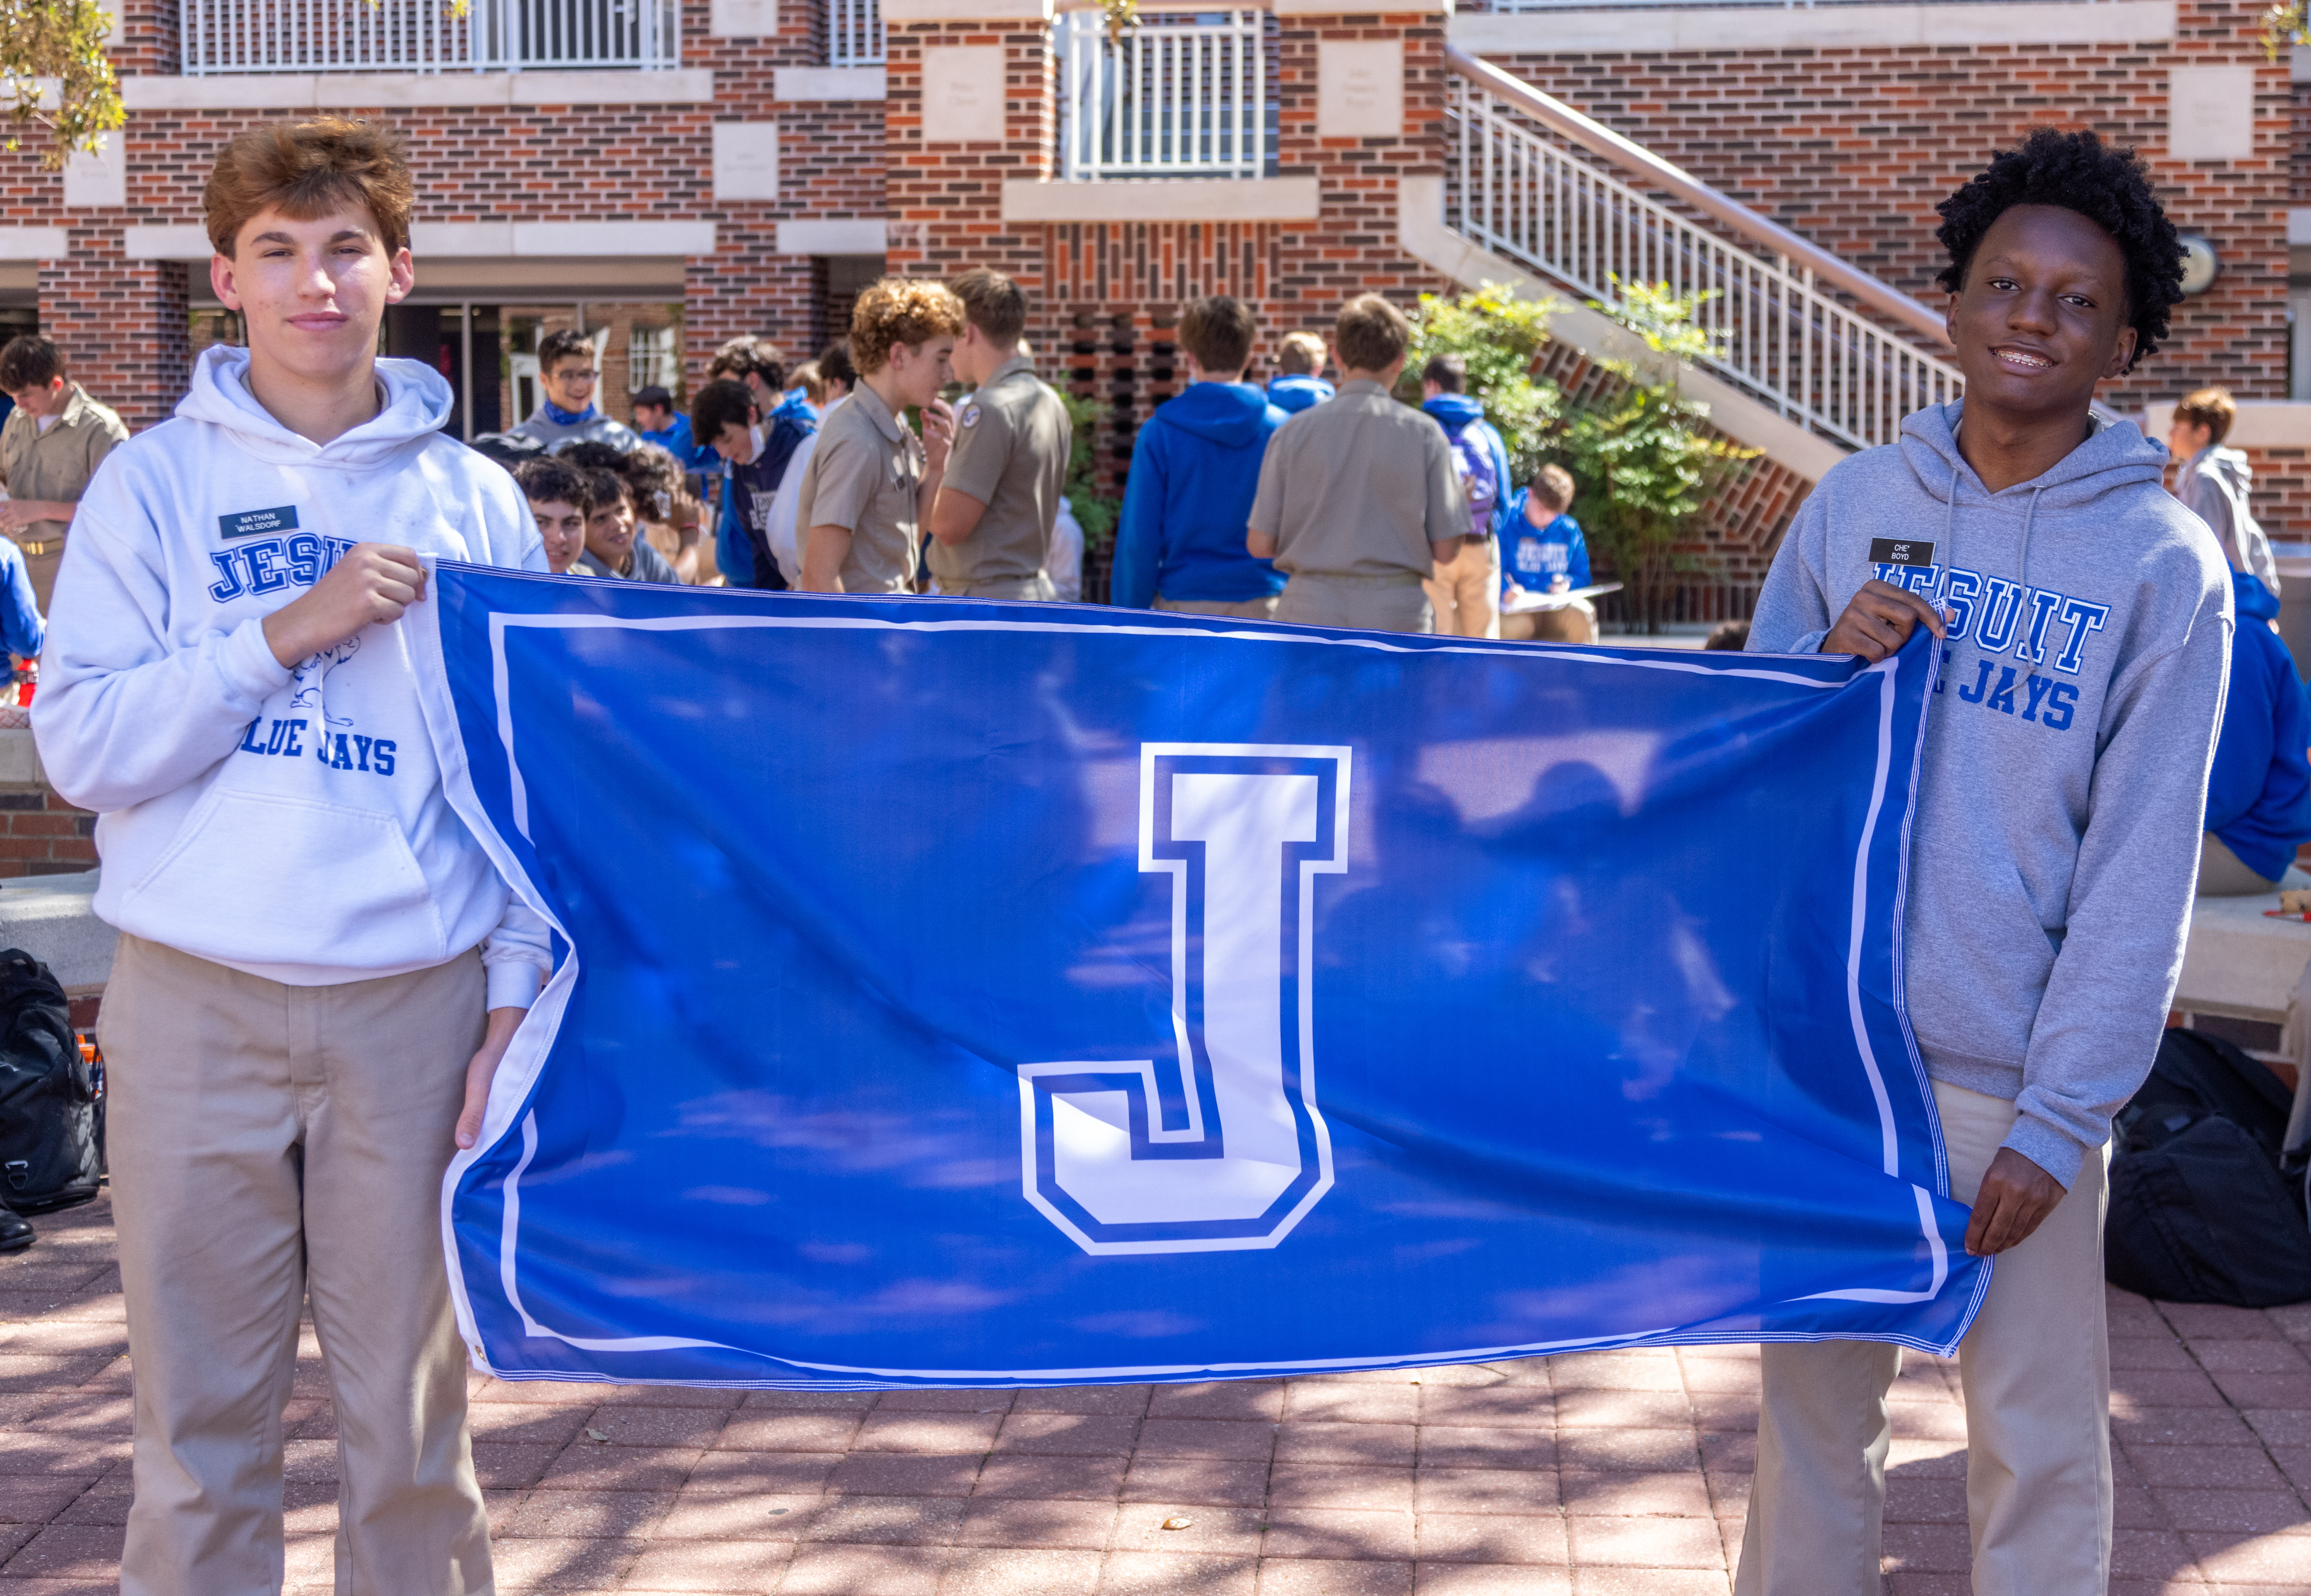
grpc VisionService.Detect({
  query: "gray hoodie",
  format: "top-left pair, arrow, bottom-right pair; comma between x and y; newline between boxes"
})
1749,401 -> 2232,1187
2178,444 -> 2277,597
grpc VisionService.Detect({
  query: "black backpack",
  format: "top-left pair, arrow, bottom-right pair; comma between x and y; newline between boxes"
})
0,949 -> 99,1215
2106,1027 -> 2311,1308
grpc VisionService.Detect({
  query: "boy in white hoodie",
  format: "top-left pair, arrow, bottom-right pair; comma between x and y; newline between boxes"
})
33,120 -> 548,1596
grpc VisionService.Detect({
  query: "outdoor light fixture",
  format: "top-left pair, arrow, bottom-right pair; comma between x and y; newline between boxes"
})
2178,234 -> 2220,296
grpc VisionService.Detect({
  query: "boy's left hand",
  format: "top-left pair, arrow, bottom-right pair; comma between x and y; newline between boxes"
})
1965,1146 -> 2065,1255
455,1006 -> 527,1150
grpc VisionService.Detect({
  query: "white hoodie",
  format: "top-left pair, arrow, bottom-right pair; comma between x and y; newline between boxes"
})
33,345 -> 552,1008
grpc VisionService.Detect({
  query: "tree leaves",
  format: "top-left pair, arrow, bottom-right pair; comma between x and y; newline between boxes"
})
0,0 -> 124,170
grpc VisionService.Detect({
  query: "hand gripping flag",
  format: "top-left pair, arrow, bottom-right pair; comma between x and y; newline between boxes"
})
413,569 -> 1986,1389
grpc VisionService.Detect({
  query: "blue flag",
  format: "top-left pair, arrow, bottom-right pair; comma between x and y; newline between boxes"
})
413,569 -> 1986,1389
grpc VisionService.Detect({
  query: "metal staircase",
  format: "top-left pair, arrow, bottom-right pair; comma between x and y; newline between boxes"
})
1441,47 -> 1961,457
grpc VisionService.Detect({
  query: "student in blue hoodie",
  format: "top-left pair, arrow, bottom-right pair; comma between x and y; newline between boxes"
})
1740,131 -> 2221,1596
1498,466 -> 1595,643
1113,295 -> 1289,616
1264,329 -> 1333,416
1420,354 -> 1510,637
2199,568 -> 2311,893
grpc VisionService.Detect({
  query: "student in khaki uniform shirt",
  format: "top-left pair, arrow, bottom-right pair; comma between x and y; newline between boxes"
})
0,337 -> 129,611
925,269 -> 1071,602
797,278 -> 963,594
1246,295 -> 1466,634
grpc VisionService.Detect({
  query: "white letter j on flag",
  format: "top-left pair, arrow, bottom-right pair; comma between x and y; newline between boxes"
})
1018,743 -> 1350,1254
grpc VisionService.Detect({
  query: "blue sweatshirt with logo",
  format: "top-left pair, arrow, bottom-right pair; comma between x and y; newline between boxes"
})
1113,382 -> 1289,608
1265,375 -> 1333,416
1748,401 -> 2232,1186
2205,567 -> 2311,882
1499,490 -> 1590,596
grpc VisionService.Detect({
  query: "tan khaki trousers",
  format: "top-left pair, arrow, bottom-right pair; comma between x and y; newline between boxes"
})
1737,1079 -> 2112,1596
935,573 -> 1057,601
1152,594 -> 1282,621
1423,535 -> 1501,638
1274,574 -> 1434,634
99,934 -> 494,1596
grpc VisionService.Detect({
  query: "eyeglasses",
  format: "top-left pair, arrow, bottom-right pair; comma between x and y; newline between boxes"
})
552,368 -> 598,386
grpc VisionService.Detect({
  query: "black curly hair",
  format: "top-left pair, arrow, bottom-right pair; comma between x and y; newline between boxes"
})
1933,127 -> 2185,371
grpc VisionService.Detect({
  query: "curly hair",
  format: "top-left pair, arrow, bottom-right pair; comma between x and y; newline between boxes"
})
849,278 -> 966,375
621,442 -> 686,522
1933,127 -> 2184,370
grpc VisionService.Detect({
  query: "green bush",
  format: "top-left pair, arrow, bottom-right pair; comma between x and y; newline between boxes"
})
1404,283 -> 1562,483
1559,280 -> 1759,633
1059,390 -> 1120,552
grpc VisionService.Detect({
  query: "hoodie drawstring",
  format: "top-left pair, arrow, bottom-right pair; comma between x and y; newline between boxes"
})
2017,483 -> 2046,687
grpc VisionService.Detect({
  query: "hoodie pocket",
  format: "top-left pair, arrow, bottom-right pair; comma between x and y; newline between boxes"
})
123,789 -> 449,970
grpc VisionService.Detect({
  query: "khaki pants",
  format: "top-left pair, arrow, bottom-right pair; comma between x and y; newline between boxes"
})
1274,574 -> 1433,634
1153,594 -> 1282,621
1737,1079 -> 2112,1596
1424,536 -> 1500,638
935,573 -> 1057,602
99,934 -> 494,1596
1501,597 -> 1598,643
2197,830 -> 2311,896
15,536 -> 61,614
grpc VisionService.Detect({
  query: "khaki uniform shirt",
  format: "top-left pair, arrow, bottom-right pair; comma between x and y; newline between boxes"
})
794,382 -> 923,595
928,355 -> 1071,587
1247,379 -> 1466,581
0,386 -> 128,552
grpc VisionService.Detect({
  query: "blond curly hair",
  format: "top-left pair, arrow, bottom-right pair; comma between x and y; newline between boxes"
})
850,278 -> 966,375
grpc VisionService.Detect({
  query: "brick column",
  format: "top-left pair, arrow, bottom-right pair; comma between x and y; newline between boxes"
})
881,0 -> 1056,286
41,232 -> 191,433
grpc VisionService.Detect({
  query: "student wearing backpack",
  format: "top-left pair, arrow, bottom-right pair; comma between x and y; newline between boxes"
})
1420,354 -> 1508,638
34,119 -> 551,1596
1741,130 -> 2226,1596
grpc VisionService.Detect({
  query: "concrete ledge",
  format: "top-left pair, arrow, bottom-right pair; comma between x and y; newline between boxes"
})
777,219 -> 889,255
2179,892 -> 2311,1025
0,870 -> 113,992
1451,0 -> 2175,54
122,68 -> 715,111
1397,175 -> 1847,483
2140,400 -> 2311,450
2290,206 -> 2311,246
774,66 -> 887,100
127,219 -> 716,260
1274,0 -> 1452,11
1003,177 -> 1322,223
0,731 -> 40,787
0,228 -> 69,262
883,0 -> 1053,20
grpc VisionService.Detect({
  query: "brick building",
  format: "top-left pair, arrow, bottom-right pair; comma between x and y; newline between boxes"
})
0,0 -> 2302,624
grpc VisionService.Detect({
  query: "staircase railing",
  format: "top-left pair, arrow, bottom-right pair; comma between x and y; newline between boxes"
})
1445,47 -> 1960,452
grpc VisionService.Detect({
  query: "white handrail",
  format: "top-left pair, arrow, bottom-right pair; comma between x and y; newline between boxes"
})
1448,47 -> 1949,349
180,0 -> 682,73
1447,71 -> 1963,451
1057,10 -> 1267,181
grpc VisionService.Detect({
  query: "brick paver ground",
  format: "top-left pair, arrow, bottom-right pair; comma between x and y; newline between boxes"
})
0,1195 -> 2305,1594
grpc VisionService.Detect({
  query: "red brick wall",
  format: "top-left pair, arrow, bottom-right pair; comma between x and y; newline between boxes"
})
0,790 -> 98,879
1476,0 -> 2292,415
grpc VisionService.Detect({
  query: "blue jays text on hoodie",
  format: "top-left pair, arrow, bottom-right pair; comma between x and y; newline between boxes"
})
1748,401 -> 2232,1188
2205,567 -> 2311,883
31,345 -> 553,1010
1422,394 -> 1511,541
1112,382 -> 1289,609
1265,375 -> 1333,416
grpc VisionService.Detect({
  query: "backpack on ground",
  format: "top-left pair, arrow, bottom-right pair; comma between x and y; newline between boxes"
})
2105,1027 -> 2311,1308
0,949 -> 100,1214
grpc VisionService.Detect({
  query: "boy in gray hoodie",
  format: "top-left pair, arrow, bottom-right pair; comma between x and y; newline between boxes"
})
1740,131 -> 2226,1596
